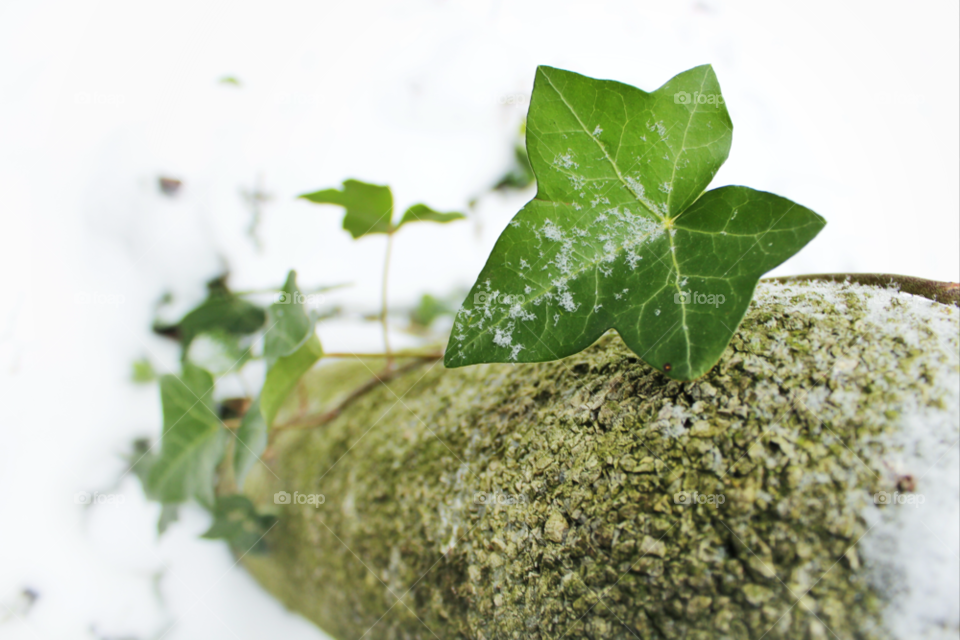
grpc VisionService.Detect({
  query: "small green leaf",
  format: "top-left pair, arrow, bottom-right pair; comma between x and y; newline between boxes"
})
146,364 -> 227,507
397,204 -> 465,229
201,495 -> 276,554
409,294 -> 453,329
446,65 -> 825,381
263,271 -> 313,366
234,398 -> 267,489
261,333 -> 323,425
176,278 -> 266,354
131,358 -> 157,384
299,179 -> 393,238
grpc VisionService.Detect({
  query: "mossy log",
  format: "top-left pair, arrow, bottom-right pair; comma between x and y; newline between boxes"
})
236,281 -> 959,640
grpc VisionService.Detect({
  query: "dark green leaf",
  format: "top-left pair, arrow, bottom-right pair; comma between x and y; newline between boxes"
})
234,398 -> 267,489
261,333 -> 323,425
397,204 -> 465,229
446,65 -> 825,380
263,270 -> 313,366
146,364 -> 227,507
299,179 -> 393,238
176,279 -> 265,354
201,495 -> 276,554
185,330 -> 252,375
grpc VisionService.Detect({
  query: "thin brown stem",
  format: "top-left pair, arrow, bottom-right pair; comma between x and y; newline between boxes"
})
272,358 -> 427,433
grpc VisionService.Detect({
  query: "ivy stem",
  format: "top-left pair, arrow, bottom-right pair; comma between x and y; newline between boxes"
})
381,230 -> 395,370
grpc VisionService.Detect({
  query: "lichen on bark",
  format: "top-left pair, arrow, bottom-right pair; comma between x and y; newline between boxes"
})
237,281 -> 959,640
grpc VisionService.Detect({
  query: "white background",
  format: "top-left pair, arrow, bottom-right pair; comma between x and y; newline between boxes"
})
0,1 -> 957,638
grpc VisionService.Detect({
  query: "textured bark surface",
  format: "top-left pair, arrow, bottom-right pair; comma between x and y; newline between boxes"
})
237,281 -> 959,640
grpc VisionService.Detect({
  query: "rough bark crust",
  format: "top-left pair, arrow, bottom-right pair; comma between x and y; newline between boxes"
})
236,281 -> 959,640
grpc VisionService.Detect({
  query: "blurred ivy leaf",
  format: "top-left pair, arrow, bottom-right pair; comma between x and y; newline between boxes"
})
263,271 -> 313,366
261,333 -> 323,426
234,398 -> 267,489
409,294 -> 452,330
201,495 -> 276,554
146,364 -> 226,507
299,179 -> 393,238
186,331 -> 252,375
396,204 -> 465,229
131,358 -> 157,384
125,437 -> 156,488
446,65 -> 825,381
162,277 -> 266,356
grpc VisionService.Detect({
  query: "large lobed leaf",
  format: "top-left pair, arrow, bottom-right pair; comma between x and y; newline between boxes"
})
445,65 -> 825,380
147,364 -> 226,507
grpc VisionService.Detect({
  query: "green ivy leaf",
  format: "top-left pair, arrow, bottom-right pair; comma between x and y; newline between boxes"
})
396,204 -> 465,228
263,270 -> 313,366
186,330 -> 252,375
261,333 -> 323,426
300,180 -> 463,237
201,495 -> 276,554
299,179 -> 393,238
234,397 -> 267,489
409,293 -> 453,329
174,278 -> 266,354
445,65 -> 825,381
146,364 -> 227,507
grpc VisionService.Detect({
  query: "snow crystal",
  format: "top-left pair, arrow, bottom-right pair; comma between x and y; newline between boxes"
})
553,150 -> 578,170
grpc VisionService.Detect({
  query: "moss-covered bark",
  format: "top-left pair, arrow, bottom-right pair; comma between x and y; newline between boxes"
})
237,281 -> 959,640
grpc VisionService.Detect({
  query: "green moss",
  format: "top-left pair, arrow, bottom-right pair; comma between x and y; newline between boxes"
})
239,282 -> 958,639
